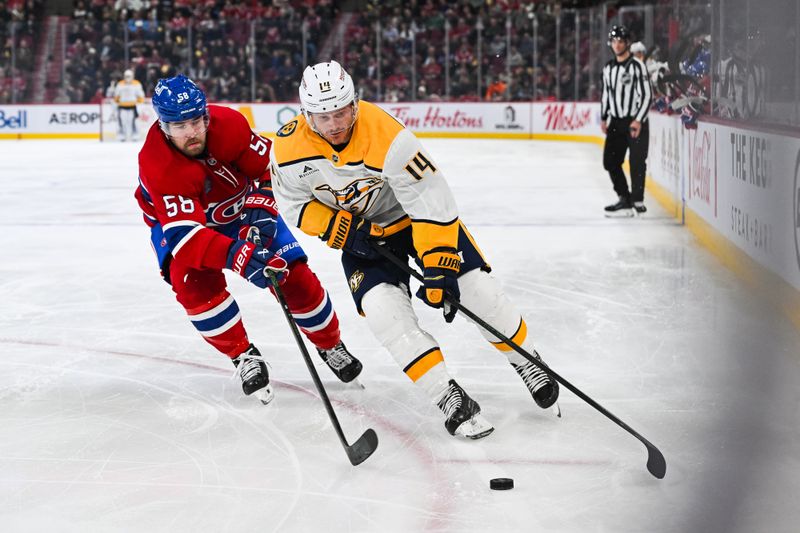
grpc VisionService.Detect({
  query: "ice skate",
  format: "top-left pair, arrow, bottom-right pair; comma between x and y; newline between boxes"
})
436,379 -> 494,439
317,341 -> 363,384
232,344 -> 274,405
633,201 -> 647,215
604,196 -> 634,217
512,351 -> 560,410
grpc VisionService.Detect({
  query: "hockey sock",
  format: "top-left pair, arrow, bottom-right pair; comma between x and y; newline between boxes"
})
274,261 -> 340,350
186,291 -> 250,357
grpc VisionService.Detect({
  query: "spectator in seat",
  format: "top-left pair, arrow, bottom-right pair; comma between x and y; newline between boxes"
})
485,76 -> 507,101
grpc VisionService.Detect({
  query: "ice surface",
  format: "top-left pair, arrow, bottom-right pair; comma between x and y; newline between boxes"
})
1,138 -> 798,532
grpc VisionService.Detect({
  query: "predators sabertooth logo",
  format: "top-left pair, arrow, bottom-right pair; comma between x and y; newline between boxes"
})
315,177 -> 384,216
349,270 -> 365,293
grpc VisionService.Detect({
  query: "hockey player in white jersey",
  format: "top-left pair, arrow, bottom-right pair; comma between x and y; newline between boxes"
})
270,61 -> 559,439
113,69 -> 145,141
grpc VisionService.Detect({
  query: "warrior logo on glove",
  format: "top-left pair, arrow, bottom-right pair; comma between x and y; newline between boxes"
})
323,210 -> 384,259
417,248 -> 461,322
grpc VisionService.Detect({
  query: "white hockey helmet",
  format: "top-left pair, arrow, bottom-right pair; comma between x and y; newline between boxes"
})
299,61 -> 358,127
124,69 -> 134,81
630,41 -> 647,55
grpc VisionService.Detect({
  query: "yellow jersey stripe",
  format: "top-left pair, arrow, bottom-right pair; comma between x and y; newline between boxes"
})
381,215 -> 412,237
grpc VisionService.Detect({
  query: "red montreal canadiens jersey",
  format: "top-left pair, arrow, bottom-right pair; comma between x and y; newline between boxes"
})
136,105 -> 272,270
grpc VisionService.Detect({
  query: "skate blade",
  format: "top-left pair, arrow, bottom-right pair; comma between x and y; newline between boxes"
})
455,414 -> 494,440
349,378 -> 366,390
254,384 -> 275,406
604,209 -> 635,218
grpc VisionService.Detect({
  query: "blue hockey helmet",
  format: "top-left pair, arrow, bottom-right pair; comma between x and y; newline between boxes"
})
152,75 -> 207,124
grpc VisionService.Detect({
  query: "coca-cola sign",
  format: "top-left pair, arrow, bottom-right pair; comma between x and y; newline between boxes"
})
541,103 -> 592,131
689,129 -> 716,215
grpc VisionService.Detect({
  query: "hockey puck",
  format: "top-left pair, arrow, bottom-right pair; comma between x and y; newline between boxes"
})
489,478 -> 514,490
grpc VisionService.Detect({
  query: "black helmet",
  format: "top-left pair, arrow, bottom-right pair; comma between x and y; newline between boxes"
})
608,25 -> 631,44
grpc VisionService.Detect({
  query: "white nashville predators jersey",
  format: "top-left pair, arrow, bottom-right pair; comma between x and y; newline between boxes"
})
270,101 -> 460,253
113,79 -> 145,108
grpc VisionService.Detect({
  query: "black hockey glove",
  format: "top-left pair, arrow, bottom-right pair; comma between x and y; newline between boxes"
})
416,248 -> 460,322
323,210 -> 383,259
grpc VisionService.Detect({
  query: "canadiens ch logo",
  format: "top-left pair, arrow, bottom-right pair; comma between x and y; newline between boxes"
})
315,176 -> 384,216
277,120 -> 297,137
206,188 -> 248,226
349,270 -> 365,293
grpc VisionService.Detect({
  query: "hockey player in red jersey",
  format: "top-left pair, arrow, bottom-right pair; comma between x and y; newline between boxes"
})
135,75 -> 363,405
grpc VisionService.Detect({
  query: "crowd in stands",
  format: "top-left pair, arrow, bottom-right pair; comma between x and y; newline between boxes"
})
0,0 -> 44,104
5,0 -> 611,104
332,1 -> 532,102
352,0 -> 538,102
4,0 -> 696,106
60,0 -> 335,105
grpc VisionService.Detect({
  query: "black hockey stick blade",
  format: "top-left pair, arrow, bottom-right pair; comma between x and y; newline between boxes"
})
371,243 -> 666,479
645,441 -> 666,479
346,428 -> 379,466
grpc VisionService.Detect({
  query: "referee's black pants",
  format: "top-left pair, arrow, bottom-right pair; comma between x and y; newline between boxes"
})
603,117 -> 649,203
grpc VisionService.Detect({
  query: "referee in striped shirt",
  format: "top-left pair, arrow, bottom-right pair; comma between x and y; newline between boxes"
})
601,25 -> 652,216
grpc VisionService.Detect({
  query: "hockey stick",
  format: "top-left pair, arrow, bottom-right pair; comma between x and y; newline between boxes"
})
372,244 -> 666,479
266,269 -> 378,466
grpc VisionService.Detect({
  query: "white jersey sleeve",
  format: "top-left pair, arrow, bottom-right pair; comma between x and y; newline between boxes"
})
381,128 -> 459,225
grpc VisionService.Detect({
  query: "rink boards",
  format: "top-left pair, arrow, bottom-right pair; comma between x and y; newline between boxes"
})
647,112 -> 800,326
0,100 -> 603,142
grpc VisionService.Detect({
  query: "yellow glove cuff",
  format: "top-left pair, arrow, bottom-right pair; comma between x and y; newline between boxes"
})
421,249 -> 461,273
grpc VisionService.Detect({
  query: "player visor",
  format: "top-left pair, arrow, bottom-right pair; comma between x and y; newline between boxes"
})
160,113 -> 210,139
